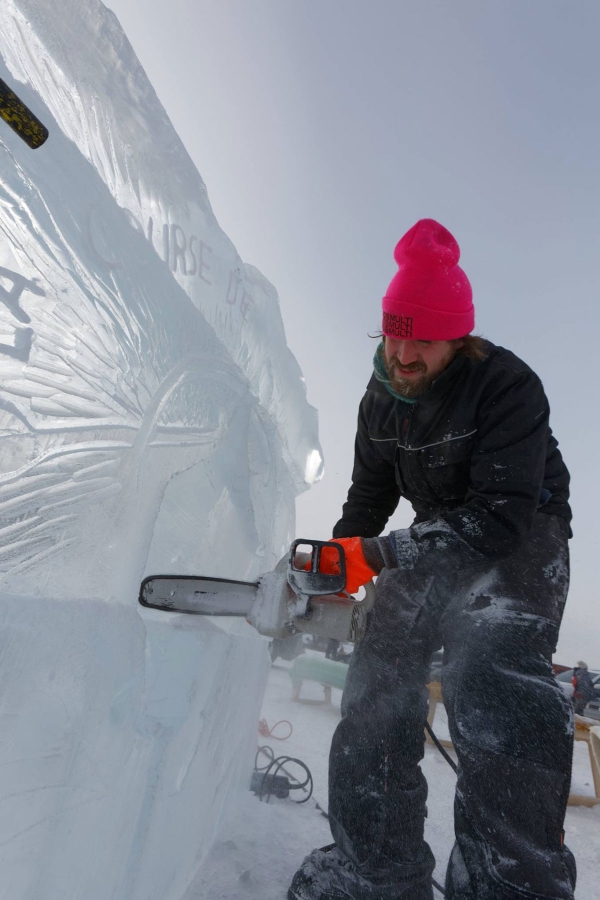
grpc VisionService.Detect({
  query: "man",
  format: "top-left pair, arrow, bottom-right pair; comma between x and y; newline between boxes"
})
572,662 -> 596,716
288,220 -> 575,900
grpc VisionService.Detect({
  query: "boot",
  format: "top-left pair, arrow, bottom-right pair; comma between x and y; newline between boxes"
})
288,844 -> 434,900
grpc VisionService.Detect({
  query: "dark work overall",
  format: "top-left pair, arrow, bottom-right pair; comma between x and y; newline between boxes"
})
328,513 -> 576,900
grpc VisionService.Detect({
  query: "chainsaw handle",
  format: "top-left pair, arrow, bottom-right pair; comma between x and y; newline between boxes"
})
287,539 -> 347,597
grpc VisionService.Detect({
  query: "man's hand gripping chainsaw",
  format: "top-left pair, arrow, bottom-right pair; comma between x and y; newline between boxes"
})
139,538 -> 377,644
246,539 -> 376,643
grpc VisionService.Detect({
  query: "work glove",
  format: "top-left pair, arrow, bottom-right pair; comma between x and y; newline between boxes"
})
317,537 -> 377,594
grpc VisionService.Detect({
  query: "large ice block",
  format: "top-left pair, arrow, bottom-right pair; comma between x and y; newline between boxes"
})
0,1 -> 322,896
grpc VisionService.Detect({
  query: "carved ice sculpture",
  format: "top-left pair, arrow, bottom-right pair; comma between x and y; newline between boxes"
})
0,1 -> 322,897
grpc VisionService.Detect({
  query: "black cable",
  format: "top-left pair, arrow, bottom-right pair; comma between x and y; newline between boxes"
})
254,745 -> 275,771
267,756 -> 312,803
254,749 -> 314,804
425,722 -> 458,774
424,720 -> 458,897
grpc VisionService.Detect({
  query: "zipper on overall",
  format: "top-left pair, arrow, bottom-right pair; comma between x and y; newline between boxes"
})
395,405 -> 414,492
401,405 -> 414,446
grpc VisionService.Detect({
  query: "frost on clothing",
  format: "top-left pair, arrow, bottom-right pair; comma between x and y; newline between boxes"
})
333,340 -> 570,563
327,514 -> 575,900
0,1 -> 321,898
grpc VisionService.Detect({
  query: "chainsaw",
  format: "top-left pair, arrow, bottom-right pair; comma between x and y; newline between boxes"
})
139,539 -> 376,643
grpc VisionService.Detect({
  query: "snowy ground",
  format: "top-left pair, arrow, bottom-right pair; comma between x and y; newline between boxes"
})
194,650 -> 600,900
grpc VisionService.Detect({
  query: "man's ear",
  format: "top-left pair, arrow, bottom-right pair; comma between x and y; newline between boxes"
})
452,338 -> 465,351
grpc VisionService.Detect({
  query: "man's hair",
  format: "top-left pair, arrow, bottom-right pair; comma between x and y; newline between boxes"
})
454,335 -> 488,361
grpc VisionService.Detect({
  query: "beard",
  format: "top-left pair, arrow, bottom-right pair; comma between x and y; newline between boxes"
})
384,348 -> 456,398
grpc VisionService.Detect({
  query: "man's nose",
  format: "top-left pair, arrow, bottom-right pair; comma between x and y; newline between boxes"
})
396,341 -> 419,365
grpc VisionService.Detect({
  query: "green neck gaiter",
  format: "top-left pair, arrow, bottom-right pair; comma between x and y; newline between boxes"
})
372,342 -> 417,404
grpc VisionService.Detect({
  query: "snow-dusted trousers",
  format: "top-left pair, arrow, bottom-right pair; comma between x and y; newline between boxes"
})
328,513 -> 576,900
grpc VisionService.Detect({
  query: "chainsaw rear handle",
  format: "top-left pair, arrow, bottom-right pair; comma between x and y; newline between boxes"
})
287,539 -> 347,597
361,578 -> 376,613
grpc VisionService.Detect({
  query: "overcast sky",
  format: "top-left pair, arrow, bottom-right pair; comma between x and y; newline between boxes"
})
107,0 -> 599,664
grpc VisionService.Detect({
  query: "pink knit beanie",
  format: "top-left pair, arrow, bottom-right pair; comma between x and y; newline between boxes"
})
382,219 -> 474,341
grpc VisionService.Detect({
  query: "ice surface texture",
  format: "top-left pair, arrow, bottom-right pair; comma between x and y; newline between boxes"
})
0,0 -> 322,896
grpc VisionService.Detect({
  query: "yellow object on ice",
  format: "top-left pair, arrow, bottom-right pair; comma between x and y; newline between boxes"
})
0,76 -> 48,148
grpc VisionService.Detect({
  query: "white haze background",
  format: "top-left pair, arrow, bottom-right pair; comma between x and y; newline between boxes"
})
108,0 -> 600,666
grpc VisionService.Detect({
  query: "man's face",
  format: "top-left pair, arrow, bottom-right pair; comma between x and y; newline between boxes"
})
383,337 -> 460,398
